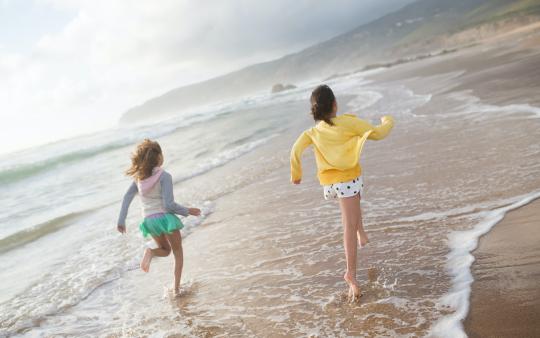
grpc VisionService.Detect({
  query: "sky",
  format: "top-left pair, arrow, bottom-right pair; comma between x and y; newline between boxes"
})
0,0 -> 415,154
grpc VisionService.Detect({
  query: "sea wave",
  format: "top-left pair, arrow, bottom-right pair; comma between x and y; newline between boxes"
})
174,133 -> 280,185
224,126 -> 270,148
0,142 -> 130,185
0,209 -> 93,254
0,106 -> 238,185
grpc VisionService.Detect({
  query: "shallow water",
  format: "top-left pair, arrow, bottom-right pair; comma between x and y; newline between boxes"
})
1,50 -> 540,337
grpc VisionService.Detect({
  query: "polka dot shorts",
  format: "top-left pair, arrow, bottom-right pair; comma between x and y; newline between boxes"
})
323,176 -> 364,200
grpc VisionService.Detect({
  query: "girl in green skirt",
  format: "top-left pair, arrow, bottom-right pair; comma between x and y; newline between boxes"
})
117,139 -> 201,296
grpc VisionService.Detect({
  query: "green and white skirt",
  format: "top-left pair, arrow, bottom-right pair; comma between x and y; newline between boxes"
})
139,213 -> 184,237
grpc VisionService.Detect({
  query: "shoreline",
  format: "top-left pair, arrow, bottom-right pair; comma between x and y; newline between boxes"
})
464,198 -> 540,338
364,29 -> 540,337
429,192 -> 540,337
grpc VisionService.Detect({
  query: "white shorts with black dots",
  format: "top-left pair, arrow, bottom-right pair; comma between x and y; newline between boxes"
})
323,176 -> 364,200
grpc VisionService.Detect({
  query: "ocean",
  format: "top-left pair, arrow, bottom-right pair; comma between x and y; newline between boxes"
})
1,59 -> 539,337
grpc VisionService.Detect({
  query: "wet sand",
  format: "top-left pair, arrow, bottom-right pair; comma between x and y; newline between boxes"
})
464,199 -> 540,338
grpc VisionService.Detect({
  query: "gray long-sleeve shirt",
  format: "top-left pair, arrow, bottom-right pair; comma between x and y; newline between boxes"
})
117,171 -> 189,226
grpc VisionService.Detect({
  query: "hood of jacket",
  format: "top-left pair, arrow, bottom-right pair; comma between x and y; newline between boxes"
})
137,167 -> 163,196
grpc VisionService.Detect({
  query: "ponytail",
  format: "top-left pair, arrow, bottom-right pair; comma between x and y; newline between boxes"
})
310,84 -> 335,125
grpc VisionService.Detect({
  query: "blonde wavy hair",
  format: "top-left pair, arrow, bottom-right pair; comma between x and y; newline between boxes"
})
125,139 -> 163,180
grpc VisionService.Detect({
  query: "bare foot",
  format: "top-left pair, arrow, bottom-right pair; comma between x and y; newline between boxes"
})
174,288 -> 181,298
344,272 -> 361,303
140,248 -> 153,272
358,231 -> 369,248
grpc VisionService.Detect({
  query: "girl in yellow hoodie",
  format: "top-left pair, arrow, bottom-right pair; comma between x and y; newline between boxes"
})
290,84 -> 394,302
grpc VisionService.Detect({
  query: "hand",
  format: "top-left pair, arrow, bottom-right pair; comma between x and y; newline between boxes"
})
117,224 -> 126,234
381,115 -> 394,123
292,179 -> 301,185
189,208 -> 201,216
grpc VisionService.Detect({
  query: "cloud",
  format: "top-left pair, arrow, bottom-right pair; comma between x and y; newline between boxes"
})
0,0 -> 414,153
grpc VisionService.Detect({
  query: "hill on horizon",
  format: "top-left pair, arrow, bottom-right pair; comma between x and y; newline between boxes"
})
120,0 -> 540,124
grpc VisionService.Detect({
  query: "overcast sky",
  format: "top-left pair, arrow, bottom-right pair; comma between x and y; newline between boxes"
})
0,0 -> 415,153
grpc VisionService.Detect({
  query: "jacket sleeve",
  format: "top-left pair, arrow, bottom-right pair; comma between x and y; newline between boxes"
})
160,171 -> 190,216
290,131 -> 312,182
117,181 -> 138,226
351,115 -> 394,140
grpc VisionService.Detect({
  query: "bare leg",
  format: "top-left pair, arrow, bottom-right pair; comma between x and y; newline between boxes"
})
357,196 -> 369,247
165,230 -> 183,296
141,235 -> 171,272
339,194 -> 362,302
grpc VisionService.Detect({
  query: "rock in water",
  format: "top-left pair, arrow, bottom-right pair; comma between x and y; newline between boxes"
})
271,83 -> 296,93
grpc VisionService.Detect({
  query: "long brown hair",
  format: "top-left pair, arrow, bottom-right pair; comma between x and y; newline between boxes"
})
311,84 -> 336,125
125,139 -> 163,180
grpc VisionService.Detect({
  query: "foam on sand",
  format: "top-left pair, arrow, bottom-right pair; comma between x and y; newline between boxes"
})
346,90 -> 383,110
447,91 -> 540,121
429,190 -> 540,338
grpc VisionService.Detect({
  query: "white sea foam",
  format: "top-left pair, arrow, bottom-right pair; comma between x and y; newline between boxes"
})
346,90 -> 383,110
394,202 -> 491,223
179,133 -> 279,183
398,88 -> 432,117
429,191 -> 540,338
447,91 -> 540,120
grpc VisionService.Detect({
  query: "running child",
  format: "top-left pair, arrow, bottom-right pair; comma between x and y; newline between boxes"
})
290,84 -> 394,302
117,139 -> 201,296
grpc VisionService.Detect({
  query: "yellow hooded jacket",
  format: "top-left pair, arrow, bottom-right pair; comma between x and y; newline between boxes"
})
290,114 -> 394,185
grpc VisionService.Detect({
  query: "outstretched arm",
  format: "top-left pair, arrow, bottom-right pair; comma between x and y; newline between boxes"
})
290,131 -> 312,183
160,171 -> 192,216
117,182 -> 138,232
351,115 -> 394,140
368,115 -> 394,140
